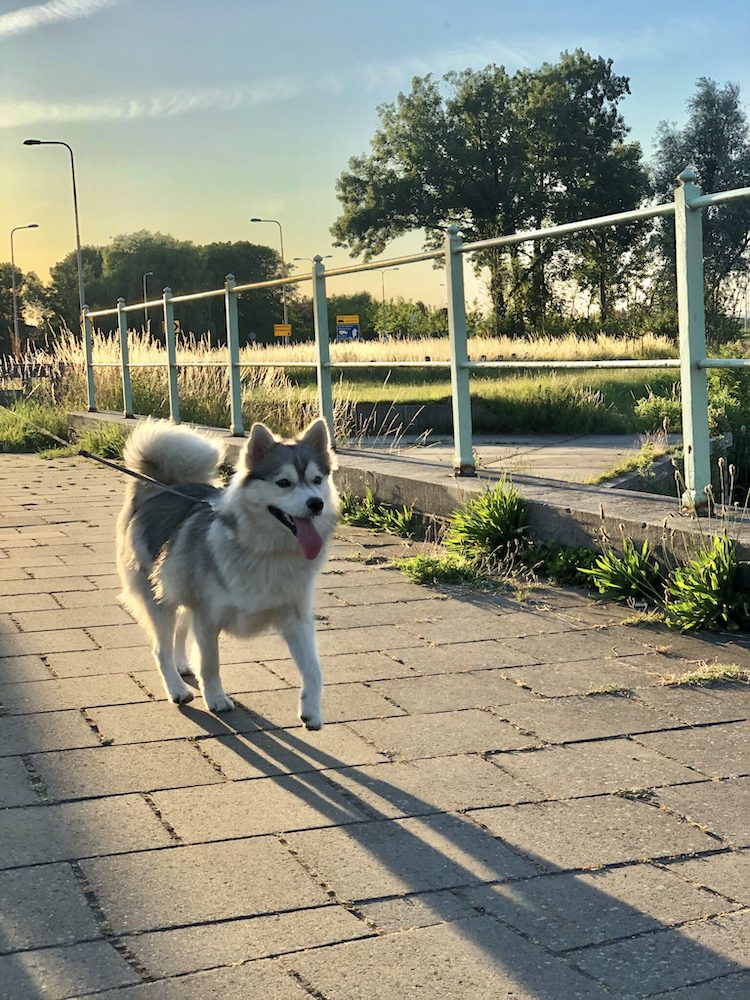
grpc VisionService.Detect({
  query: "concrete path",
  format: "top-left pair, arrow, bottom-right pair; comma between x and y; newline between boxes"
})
1,453 -> 749,999
357,433 -> 681,484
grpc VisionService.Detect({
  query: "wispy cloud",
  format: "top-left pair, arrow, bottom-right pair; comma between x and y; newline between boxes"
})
0,0 -> 122,40
0,78 -> 310,128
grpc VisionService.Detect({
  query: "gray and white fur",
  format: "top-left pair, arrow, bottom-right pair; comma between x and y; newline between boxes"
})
116,417 -> 339,727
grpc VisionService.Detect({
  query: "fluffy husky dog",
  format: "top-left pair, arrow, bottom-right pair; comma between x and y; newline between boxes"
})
116,418 -> 339,728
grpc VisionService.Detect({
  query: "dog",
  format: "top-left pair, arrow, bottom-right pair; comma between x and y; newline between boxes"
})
116,417 -> 339,728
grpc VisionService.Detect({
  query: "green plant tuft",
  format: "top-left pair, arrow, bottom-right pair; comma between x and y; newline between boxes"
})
339,488 -> 420,539
664,534 -> 750,631
0,401 -> 70,453
444,481 -> 527,559
393,553 -> 489,587
579,536 -> 664,605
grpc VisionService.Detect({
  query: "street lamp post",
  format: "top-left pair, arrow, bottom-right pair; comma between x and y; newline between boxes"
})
380,267 -> 399,340
23,139 -> 85,331
10,223 -> 39,357
250,217 -> 288,325
142,271 -> 154,331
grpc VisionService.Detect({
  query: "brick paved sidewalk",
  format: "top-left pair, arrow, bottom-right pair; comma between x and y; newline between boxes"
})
1,453 -> 749,999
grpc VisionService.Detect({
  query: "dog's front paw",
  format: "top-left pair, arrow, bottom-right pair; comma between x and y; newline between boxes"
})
300,711 -> 323,731
204,690 -> 235,713
166,680 -> 195,704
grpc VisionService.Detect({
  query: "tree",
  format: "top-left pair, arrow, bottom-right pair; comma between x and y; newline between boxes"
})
0,263 -> 46,354
652,78 -> 750,339
331,51 -> 649,333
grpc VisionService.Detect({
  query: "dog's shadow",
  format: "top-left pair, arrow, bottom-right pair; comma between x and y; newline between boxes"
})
177,701 -> 745,997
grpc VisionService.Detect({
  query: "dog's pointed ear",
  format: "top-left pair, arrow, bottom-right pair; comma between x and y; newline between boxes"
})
300,417 -> 336,470
243,422 -> 277,475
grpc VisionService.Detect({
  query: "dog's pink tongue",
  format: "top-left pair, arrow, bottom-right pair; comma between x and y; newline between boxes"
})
294,517 -> 323,560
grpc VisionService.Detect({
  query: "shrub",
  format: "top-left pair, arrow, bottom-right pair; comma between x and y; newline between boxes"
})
579,537 -> 664,605
664,534 -> 750,631
443,481 -> 527,559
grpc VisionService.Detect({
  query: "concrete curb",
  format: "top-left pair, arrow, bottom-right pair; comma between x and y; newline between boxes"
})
68,412 -> 750,566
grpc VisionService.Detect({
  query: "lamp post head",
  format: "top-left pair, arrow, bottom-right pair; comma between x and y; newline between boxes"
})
249,217 -> 262,223
23,138 -> 43,145
28,224 -> 39,229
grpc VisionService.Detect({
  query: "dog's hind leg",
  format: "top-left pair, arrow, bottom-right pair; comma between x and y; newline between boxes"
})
173,607 -> 193,676
149,602 -> 195,704
279,615 -> 323,730
191,612 -> 234,713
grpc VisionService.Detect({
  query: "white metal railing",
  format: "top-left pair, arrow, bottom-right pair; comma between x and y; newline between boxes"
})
82,166 -> 750,505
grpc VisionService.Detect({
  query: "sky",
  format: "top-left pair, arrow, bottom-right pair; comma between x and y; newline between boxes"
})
1,0 -> 749,311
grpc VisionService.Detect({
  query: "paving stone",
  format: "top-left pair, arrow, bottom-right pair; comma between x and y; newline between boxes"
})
460,863 -> 734,952
0,593 -> 59,612
358,889 -> 475,932
385,639 -> 538,673
288,916 -> 603,999
369,669 -> 534,713
351,709 -> 540,759
85,624 -> 147,648
568,909 -> 750,997
0,612 -> 20,634
286,813 -> 536,901
495,737 -> 699,798
322,598 -> 457,630
152,771 -> 370,842
647,973 -> 750,998
0,795 -> 173,868
92,960 -> 311,999
86,701 -> 261,745
0,674 -> 147,714
666,849 -> 750,906
46,646 -> 155,677
396,611 -> 540,644
0,756 -> 37,806
199,724 -> 388,780
219,632 -> 292,662
0,709 -> 100,756
0,628 -> 98,656
0,864 -> 103,949
468,795 -> 717,870
235,683 -> 405,729
634,684 -> 750,725
319,755 -> 539,817
32,741 -> 225,800
315,624 -> 422,656
504,655 -> 656,696
11,605 -> 132,632
27,562 -> 117,579
499,693 -> 677,743
656,777 -> 750,846
0,653 -> 53,682
0,940 -> 139,1000
634,721 -> 750,778
331,581 -> 444,605
268,650 -> 414,686
0,575 -> 96,595
52,587 -> 122,608
501,627 -> 649,663
132,661 -> 287,699
80,838 -> 333,933
125,905 -> 370,977
0,566 -> 33,581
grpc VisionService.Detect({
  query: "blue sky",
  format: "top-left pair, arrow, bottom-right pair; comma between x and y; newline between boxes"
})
2,0 -> 749,307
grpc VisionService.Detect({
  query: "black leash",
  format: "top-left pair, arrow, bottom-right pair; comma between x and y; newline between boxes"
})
1,404 -> 219,507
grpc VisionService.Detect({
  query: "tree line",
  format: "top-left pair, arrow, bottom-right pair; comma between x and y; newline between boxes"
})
3,51 -> 750,353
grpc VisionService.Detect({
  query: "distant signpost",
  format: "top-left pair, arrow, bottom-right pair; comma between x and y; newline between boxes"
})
335,314 -> 360,342
274,323 -> 292,339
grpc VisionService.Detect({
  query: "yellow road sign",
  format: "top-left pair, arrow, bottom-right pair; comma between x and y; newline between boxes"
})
274,324 -> 292,337
336,314 -> 360,324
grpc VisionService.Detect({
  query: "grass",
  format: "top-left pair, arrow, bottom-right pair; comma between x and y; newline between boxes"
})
392,552 -> 497,588
659,662 -> 750,687
0,400 -> 70,452
339,489 -> 421,539
584,439 -> 671,485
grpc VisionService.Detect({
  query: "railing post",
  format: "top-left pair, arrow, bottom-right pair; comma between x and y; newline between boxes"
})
81,304 -> 96,412
224,273 -> 244,436
445,226 -> 475,475
674,167 -> 711,508
312,255 -> 335,444
162,287 -> 180,423
116,297 -> 134,419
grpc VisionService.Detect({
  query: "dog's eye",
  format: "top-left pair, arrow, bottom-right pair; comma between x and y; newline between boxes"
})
276,479 -> 292,488
311,476 -> 323,485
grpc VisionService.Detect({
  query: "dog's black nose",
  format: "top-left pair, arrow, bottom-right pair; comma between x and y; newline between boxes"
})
307,497 -> 324,514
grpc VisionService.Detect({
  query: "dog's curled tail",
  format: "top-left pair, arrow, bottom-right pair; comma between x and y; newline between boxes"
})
123,419 -> 224,485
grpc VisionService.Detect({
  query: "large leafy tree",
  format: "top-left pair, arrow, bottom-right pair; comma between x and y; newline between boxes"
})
1,264 -> 46,354
332,50 -> 648,333
652,78 -> 750,337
